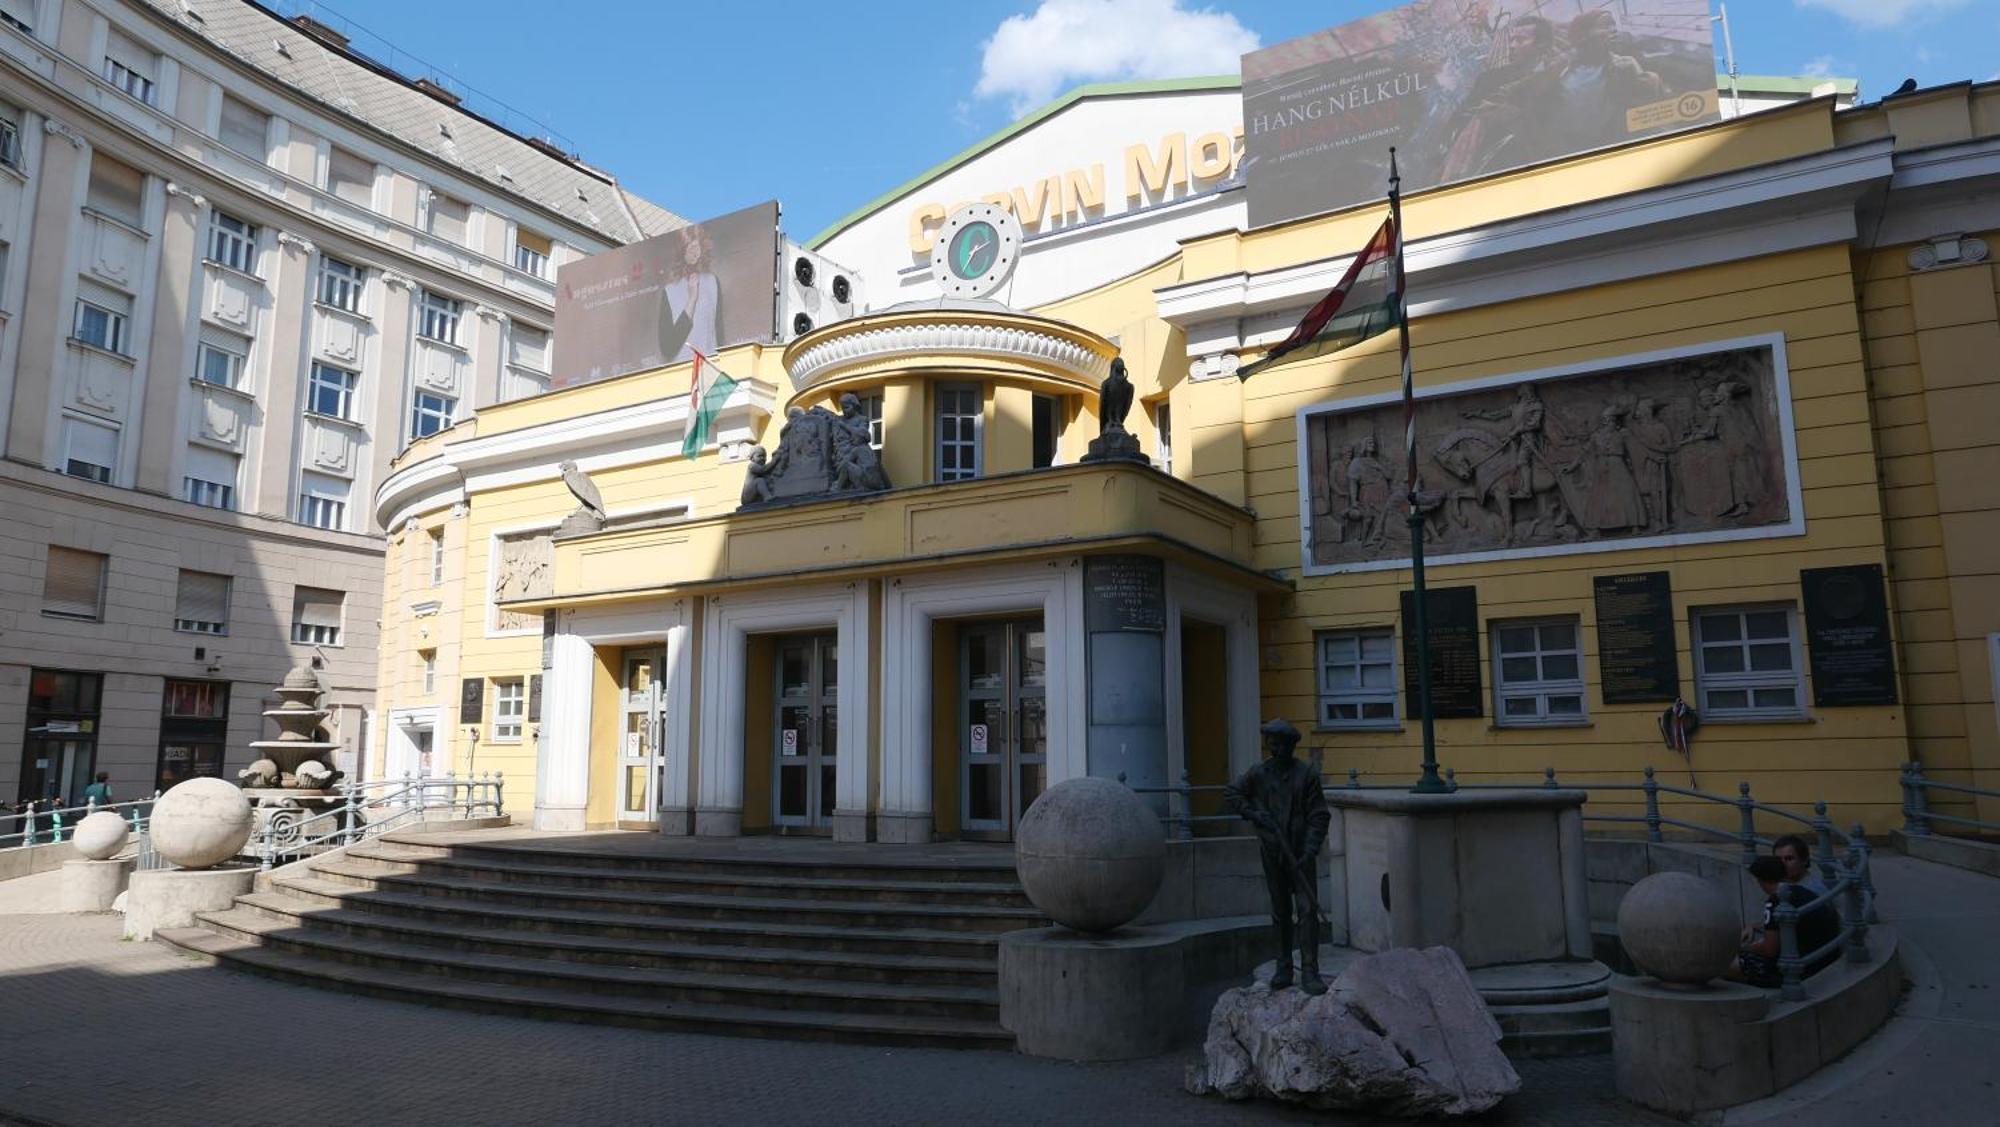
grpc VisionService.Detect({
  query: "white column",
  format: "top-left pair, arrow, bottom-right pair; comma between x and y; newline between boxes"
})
693,602 -> 747,837
878,585 -> 933,843
831,584 -> 872,843
533,627 -> 594,831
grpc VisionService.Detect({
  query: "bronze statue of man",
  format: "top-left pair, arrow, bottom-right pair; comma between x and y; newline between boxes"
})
1224,718 -> 1331,994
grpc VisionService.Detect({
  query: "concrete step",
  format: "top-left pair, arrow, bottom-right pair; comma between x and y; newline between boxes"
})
390,835 -> 1020,885
305,860 -> 1046,933
270,876 -> 1007,961
230,890 -> 999,986
155,926 -> 1015,1049
1488,997 -> 1613,1057
194,907 -> 999,1020
342,843 -> 1034,908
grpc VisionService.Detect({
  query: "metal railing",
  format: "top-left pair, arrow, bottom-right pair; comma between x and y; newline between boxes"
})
1900,761 -> 2000,838
1,794 -> 158,851
1129,763 -> 1877,1000
250,771 -> 503,871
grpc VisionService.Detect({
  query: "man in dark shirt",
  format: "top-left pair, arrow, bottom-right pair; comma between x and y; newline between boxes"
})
1224,719 -> 1332,994
1729,855 -> 1841,987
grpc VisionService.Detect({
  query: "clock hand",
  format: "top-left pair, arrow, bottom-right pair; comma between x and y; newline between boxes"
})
961,229 -> 992,272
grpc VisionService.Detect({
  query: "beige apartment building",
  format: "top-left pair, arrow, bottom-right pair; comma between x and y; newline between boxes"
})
0,0 -> 682,806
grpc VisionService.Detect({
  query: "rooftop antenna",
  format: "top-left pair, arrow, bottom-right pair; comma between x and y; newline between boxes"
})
1712,4 -> 1742,117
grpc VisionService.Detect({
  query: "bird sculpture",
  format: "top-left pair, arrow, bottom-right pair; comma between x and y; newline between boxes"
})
559,460 -> 607,524
1891,78 -> 1918,96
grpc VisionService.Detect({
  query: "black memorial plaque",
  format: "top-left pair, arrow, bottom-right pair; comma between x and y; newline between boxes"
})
1802,563 -> 1898,706
527,674 -> 544,724
1400,585 -> 1482,718
1084,556 -> 1166,633
1593,571 -> 1680,704
459,677 -> 484,724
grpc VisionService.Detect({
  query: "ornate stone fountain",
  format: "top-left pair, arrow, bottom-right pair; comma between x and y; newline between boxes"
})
237,665 -> 346,847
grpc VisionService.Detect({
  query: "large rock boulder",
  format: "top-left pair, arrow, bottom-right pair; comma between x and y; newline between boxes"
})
1187,946 -> 1520,1117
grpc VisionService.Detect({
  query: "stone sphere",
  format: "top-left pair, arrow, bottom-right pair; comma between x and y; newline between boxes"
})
1015,777 -> 1166,933
149,777 -> 254,869
1618,871 -> 1739,986
72,810 -> 129,861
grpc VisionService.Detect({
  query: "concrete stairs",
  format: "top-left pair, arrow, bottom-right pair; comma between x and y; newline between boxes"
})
156,833 -> 1042,1048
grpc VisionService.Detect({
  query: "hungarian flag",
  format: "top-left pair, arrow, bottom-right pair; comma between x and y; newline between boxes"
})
681,350 -> 740,461
1237,216 -> 1400,381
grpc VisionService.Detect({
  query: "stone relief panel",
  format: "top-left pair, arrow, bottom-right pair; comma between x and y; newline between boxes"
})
85,214 -> 145,287
205,270 -> 256,330
1299,341 -> 1793,570
491,531 -> 554,633
70,348 -> 129,416
316,312 -> 364,365
305,417 -> 355,476
194,384 -> 248,449
415,339 -> 465,395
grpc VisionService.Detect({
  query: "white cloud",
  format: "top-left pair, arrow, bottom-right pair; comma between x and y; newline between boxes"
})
1794,0 -> 1968,29
1801,55 -> 1838,78
974,0 -> 1259,117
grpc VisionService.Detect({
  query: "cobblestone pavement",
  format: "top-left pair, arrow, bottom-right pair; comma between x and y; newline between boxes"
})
0,910 -> 1665,1127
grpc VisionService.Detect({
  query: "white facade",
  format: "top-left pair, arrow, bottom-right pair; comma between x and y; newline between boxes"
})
0,0 -> 681,806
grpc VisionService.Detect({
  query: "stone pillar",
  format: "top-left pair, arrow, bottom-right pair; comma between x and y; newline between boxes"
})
132,185 -> 203,495
876,589 -> 933,845
533,627 -> 594,831
61,857 -> 133,912
4,121 -> 86,467
246,231 -> 315,515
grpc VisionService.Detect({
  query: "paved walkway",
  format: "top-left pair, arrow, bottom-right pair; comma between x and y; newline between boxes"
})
0,851 -> 1991,1126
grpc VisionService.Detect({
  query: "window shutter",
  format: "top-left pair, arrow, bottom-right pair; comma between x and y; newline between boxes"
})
85,154 -> 145,228
218,97 -> 268,158
104,30 -> 154,75
293,586 -> 344,628
0,0 -> 36,30
184,444 -> 239,485
428,195 -> 469,243
327,148 -> 374,206
64,417 -> 120,466
175,571 -> 231,626
198,324 -> 250,353
510,325 -> 549,370
43,547 -> 105,618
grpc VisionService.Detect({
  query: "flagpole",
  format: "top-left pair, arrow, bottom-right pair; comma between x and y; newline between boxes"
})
1392,148 -> 1447,795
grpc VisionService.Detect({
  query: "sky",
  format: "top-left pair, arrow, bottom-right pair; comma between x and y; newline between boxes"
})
285,0 -> 2000,241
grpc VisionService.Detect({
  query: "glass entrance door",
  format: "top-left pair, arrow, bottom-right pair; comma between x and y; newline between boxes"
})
773,633 -> 837,832
619,649 -> 666,821
960,618 -> 1047,840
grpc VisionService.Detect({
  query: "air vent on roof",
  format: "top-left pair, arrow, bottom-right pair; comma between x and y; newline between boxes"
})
413,78 -> 462,107
290,14 -> 349,49
495,164 -> 514,183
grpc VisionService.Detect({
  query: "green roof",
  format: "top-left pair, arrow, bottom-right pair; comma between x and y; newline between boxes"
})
809,71 -> 1858,249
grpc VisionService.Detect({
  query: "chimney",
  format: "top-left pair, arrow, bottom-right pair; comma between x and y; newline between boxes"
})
289,14 -> 349,50
413,77 -> 462,107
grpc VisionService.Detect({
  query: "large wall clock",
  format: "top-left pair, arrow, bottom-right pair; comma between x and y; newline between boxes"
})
930,202 -> 1022,300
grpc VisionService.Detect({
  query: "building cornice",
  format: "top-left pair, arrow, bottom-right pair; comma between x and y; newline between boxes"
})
783,308 -> 1116,399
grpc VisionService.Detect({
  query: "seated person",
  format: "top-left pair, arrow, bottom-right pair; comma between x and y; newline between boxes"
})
1773,833 -> 1829,895
1728,856 -> 1842,987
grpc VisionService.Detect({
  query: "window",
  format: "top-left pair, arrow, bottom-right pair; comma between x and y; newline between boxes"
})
509,324 -> 549,372
411,391 -> 455,439
1153,401 -> 1173,476
1492,618 -> 1586,725
1316,628 -> 1398,728
291,586 -> 344,646
86,154 -> 146,228
173,570 -> 231,635
426,193 -> 469,245
217,96 -> 268,160
853,391 -> 884,450
60,416 -> 118,483
73,298 -> 128,354
317,256 -> 363,313
491,678 -> 524,741
429,528 -> 445,586
0,98 -> 22,169
420,649 -> 437,695
102,32 -> 158,107
514,228 -> 551,277
196,337 -> 246,389
157,680 -> 229,791
936,384 -> 982,481
42,546 -> 107,621
418,290 -> 461,344
182,445 -> 238,511
307,362 -> 358,420
0,0 -> 32,34
297,472 -> 349,531
1032,394 -> 1057,469
325,147 -> 374,208
207,210 -> 257,274
1693,606 -> 1805,719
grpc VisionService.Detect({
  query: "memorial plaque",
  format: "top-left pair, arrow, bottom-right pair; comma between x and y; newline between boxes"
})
1400,586 -> 1482,718
527,674 -> 543,724
1593,571 -> 1680,703
1084,556 -> 1166,633
1802,564 -> 1898,706
459,677 -> 484,724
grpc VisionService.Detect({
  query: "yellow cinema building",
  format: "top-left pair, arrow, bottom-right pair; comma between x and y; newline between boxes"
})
371,79 -> 2000,841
